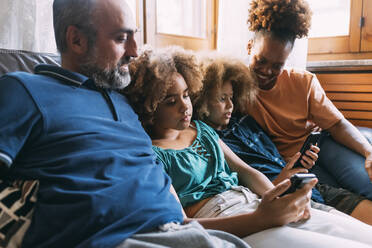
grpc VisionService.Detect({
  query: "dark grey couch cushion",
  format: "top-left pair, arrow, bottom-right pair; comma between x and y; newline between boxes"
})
0,48 -> 60,76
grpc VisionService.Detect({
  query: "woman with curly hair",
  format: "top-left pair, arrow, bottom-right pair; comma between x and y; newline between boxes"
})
195,54 -> 372,225
126,46 -> 372,247
245,0 -> 372,210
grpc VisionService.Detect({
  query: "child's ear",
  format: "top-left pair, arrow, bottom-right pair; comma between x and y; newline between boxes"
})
246,40 -> 253,55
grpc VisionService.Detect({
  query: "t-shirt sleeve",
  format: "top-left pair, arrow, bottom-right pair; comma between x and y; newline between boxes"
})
197,121 -> 220,141
0,75 -> 42,168
308,75 -> 344,129
152,146 -> 170,173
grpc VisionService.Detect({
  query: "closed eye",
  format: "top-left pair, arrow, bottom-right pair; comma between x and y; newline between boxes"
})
165,99 -> 176,105
116,33 -> 129,43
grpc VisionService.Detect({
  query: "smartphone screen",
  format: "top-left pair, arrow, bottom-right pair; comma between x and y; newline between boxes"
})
280,173 -> 316,196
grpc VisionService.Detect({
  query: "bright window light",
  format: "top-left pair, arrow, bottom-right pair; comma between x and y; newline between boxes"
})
308,0 -> 350,38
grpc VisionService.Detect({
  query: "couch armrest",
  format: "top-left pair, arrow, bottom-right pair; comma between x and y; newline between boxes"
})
358,126 -> 372,145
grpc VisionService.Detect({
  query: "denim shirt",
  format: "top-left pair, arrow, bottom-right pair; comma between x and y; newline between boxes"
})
216,115 -> 324,203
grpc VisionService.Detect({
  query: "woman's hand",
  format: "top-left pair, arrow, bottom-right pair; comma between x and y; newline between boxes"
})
365,152 -> 372,181
299,145 -> 320,169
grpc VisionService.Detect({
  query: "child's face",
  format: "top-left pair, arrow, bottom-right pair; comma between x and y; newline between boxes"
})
154,73 -> 193,131
206,81 -> 234,130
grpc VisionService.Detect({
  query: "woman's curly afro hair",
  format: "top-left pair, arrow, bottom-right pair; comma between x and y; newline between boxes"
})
247,0 -> 312,40
124,46 -> 203,130
193,53 -> 257,122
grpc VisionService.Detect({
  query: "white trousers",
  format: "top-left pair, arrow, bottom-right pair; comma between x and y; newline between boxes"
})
194,186 -> 372,248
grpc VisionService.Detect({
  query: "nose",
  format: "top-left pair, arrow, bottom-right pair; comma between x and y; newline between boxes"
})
226,98 -> 233,110
124,35 -> 138,58
180,98 -> 190,113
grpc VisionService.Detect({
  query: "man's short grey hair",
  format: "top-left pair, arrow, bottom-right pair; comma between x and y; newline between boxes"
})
53,0 -> 97,53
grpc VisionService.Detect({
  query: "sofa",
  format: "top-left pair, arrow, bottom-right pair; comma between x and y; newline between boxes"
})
0,48 -> 372,247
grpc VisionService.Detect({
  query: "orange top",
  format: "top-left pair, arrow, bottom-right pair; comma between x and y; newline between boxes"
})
247,68 -> 344,161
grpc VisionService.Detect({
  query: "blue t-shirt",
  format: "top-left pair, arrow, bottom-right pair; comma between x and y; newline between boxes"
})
0,65 -> 183,248
153,121 -> 239,207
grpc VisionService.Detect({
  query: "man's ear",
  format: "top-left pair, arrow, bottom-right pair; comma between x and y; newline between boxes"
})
246,39 -> 253,55
65,25 -> 88,54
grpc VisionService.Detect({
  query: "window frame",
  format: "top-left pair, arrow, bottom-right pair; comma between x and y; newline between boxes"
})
144,0 -> 217,51
307,0 -> 372,61
308,0 -> 362,55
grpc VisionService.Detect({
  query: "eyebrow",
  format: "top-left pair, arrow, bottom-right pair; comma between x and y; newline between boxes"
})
112,28 -> 137,35
164,88 -> 189,100
257,55 -> 284,65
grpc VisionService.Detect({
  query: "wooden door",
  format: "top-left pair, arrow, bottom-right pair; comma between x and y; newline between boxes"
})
361,0 -> 372,51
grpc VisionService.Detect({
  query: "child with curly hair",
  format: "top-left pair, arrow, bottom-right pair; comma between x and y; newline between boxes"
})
194,54 -> 372,225
125,46 -> 372,247
245,0 -> 372,207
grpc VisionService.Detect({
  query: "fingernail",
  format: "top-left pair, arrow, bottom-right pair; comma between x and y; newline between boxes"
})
283,179 -> 290,185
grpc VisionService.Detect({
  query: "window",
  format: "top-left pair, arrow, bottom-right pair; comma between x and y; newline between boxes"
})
308,0 -> 350,38
0,0 -> 143,53
0,0 -> 56,53
145,0 -> 217,51
156,0 -> 207,38
128,0 -> 144,47
307,0 -> 372,61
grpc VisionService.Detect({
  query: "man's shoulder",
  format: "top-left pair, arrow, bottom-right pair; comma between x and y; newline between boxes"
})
2,70 -> 54,85
0,71 -> 46,96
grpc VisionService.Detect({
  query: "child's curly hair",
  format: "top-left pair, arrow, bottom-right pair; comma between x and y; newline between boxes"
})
124,46 -> 203,130
194,54 -> 257,122
247,0 -> 312,41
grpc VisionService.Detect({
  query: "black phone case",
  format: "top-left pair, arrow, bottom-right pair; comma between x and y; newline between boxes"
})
293,132 -> 322,168
280,173 -> 316,196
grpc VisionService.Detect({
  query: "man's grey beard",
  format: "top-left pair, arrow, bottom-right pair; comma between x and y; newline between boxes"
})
79,54 -> 131,90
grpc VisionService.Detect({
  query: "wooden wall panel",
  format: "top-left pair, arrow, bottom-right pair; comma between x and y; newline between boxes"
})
315,71 -> 372,128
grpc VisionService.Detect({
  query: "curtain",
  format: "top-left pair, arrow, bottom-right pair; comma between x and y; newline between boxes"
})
217,0 -> 308,69
0,0 -> 56,53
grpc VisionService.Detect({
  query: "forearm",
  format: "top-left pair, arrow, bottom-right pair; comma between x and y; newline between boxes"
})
219,139 -> 273,196
238,167 -> 274,196
328,119 -> 372,157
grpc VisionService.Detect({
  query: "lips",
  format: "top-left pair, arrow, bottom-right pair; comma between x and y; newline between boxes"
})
255,71 -> 275,81
255,72 -> 277,89
181,114 -> 191,122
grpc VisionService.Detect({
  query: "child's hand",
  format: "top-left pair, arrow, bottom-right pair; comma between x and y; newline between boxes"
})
256,178 -> 317,227
272,153 -> 308,185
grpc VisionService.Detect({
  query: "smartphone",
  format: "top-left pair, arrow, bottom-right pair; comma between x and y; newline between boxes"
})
293,132 -> 322,168
280,173 -> 316,196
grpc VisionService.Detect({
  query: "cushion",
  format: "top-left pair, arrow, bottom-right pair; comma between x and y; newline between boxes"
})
0,48 -> 60,76
0,180 -> 39,248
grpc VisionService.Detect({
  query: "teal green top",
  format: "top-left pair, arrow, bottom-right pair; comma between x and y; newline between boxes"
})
153,120 -> 239,207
